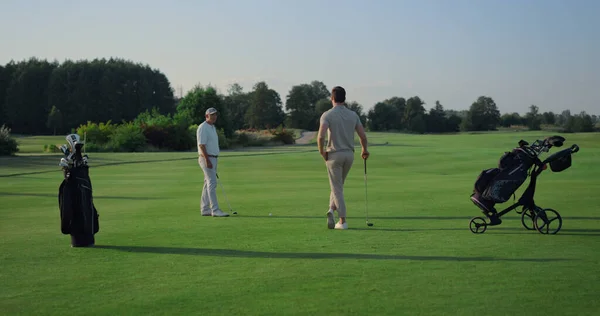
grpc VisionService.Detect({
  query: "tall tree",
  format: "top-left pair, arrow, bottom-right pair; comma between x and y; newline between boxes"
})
541,111 -> 556,125
500,112 -> 523,127
3,58 -> 58,134
383,97 -> 406,130
285,80 -> 329,130
177,84 -> 233,137
404,96 -> 427,133
426,101 -> 447,133
245,81 -> 285,129
461,96 -> 501,131
0,63 -> 15,127
46,105 -> 63,135
222,83 -> 250,131
525,104 -> 541,130
367,102 -> 396,131
347,101 -> 367,127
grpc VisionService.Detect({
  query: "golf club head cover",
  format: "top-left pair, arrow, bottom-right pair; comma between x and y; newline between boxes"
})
60,144 -> 70,156
66,134 -> 80,150
59,158 -> 69,168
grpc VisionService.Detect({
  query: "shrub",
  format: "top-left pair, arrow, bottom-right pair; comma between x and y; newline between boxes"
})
166,123 -> 195,151
0,124 -> 19,156
270,127 -> 296,145
76,121 -> 114,145
108,122 -> 147,152
134,109 -> 194,151
234,131 -> 250,147
134,108 -> 173,128
231,130 -> 273,147
217,128 -> 230,149
43,144 -> 62,153
142,123 -> 194,151
142,124 -> 171,149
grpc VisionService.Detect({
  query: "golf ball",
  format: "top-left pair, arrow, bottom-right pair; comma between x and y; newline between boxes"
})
269,213 -> 272,216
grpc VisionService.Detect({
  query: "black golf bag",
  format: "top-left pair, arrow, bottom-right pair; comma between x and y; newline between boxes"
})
58,134 -> 99,247
472,146 -> 536,214
471,136 -> 577,217
469,135 -> 579,234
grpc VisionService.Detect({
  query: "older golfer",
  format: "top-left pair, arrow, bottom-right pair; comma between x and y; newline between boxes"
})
197,107 -> 229,217
317,86 -> 369,230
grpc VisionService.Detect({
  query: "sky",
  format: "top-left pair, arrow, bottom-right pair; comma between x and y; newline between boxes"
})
1,0 -> 599,115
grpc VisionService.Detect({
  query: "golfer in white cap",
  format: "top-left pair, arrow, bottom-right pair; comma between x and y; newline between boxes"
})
197,107 -> 229,217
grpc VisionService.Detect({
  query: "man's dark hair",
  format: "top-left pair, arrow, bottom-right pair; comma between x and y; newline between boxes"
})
331,86 -> 346,103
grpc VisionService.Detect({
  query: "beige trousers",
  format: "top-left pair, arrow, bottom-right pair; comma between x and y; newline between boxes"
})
326,150 -> 354,217
199,156 -> 220,213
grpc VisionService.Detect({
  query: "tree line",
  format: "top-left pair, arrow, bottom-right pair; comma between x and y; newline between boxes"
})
1,57 -> 598,137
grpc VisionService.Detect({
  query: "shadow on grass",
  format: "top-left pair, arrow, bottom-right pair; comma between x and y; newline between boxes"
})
0,192 -> 168,200
93,245 -> 570,262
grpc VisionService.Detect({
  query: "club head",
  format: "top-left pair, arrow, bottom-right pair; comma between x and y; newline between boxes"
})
367,222 -> 373,227
518,140 -> 529,148
60,144 -> 70,156
232,211 -> 237,215
547,135 -> 565,148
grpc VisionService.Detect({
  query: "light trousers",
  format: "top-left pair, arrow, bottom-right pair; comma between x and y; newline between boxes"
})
326,150 -> 354,217
199,156 -> 220,213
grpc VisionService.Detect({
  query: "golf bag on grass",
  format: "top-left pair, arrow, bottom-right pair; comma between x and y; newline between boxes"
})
471,143 -> 537,217
58,134 -> 99,247
469,135 -> 579,234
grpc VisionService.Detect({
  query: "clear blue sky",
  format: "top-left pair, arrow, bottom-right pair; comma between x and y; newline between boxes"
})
1,0 -> 598,115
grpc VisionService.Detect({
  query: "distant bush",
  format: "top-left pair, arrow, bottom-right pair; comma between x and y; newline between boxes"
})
76,121 -> 115,145
43,144 -> 61,153
141,123 -> 194,151
137,109 -> 194,151
231,130 -> 274,147
270,126 -> 296,145
73,113 -> 296,152
108,122 -> 147,152
0,124 -> 19,156
217,128 -> 230,149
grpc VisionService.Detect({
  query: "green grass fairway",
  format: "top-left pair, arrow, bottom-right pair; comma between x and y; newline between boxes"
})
1,131 -> 599,315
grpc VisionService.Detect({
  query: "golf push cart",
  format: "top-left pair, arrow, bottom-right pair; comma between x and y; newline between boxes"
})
469,135 -> 580,235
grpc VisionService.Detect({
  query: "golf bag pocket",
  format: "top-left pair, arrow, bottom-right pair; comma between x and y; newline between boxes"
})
550,153 -> 572,172
471,192 -> 496,214
482,164 -> 528,203
474,168 -> 501,194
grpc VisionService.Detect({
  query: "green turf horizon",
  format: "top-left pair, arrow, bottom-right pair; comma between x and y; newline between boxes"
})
1,131 -> 599,315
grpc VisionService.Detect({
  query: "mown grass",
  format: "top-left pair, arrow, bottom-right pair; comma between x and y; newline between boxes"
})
1,131 -> 599,315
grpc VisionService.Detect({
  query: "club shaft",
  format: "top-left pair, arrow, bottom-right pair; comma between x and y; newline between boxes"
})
364,159 -> 369,222
217,173 -> 233,212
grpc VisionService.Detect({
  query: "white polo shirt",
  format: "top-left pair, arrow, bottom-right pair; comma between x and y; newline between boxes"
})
197,121 -> 220,156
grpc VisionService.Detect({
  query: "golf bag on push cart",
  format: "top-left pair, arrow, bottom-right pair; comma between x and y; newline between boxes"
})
469,135 -> 579,235
57,134 -> 99,247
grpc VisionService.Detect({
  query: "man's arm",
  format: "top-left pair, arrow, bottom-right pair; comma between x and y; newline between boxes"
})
198,144 -> 209,158
317,120 -> 329,161
355,122 -> 369,159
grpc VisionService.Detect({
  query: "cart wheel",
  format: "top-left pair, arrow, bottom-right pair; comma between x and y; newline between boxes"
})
534,208 -> 562,235
520,207 -> 536,230
469,217 -> 487,234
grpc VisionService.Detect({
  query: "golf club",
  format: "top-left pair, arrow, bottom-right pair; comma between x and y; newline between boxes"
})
216,173 -> 237,215
364,158 -> 373,226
